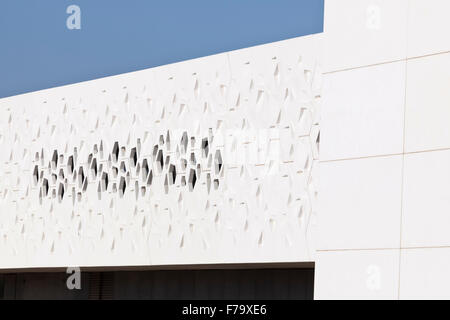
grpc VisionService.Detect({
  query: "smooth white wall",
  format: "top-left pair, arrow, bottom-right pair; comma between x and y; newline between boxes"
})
315,0 -> 450,300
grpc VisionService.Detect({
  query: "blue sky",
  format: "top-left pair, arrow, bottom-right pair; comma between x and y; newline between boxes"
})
0,0 -> 323,98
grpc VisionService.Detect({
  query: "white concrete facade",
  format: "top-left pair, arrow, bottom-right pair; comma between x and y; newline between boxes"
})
315,0 -> 450,299
0,36 -> 321,269
1,0 -> 450,299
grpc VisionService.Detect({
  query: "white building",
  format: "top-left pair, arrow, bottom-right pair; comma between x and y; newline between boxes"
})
0,0 -> 449,299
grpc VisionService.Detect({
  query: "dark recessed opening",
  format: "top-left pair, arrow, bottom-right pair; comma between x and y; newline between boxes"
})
0,266 -> 314,300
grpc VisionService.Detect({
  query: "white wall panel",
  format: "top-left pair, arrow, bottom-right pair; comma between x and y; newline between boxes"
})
402,150 -> 450,248
405,52 -> 450,152
319,156 -> 402,250
323,0 -> 407,72
314,249 -> 400,300
407,0 -> 450,58
321,62 -> 405,161
400,248 -> 450,299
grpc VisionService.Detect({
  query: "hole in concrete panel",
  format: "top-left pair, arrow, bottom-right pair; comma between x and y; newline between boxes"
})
190,153 -> 196,166
188,169 -> 197,191
112,142 -> 119,163
214,150 -> 223,174
168,164 -> 176,185
135,181 -> 139,200
156,150 -> 164,172
180,158 -> 187,171
100,141 -> 104,158
201,138 -> 209,158
316,131 -> 320,151
119,177 -> 126,198
51,150 -> 58,170
73,147 -> 78,164
120,161 -> 126,174
152,145 -> 159,157
166,131 -> 171,150
101,172 -> 109,191
58,169 -> 65,180
136,163 -> 141,176
141,159 -> 149,182
137,138 -> 141,154
67,156 -> 74,175
32,166 -> 39,185
196,164 -> 201,179
78,167 -> 85,188
42,178 -> 49,197
206,173 -> 211,193
82,178 -> 88,192
146,170 -> 153,186
57,183 -> 64,202
112,167 -> 118,178
40,149 -> 45,165
130,148 -> 137,168
91,158 -> 98,178
97,182 -> 102,200
181,132 -> 188,154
